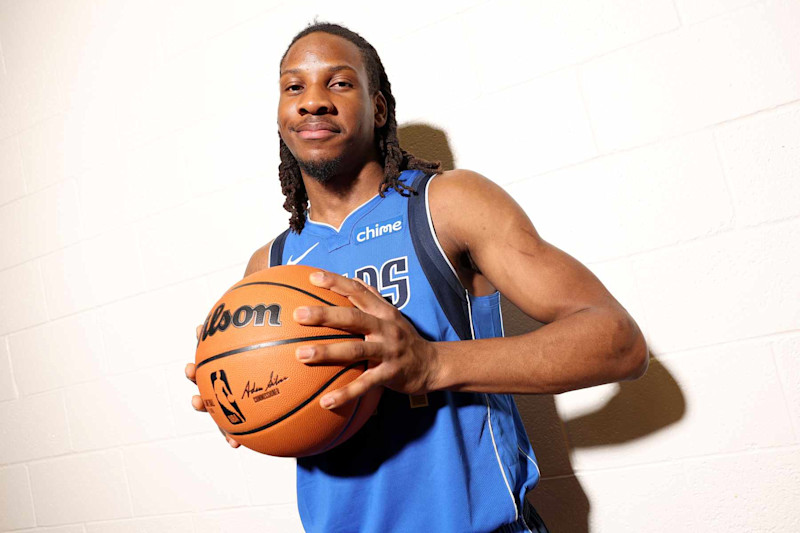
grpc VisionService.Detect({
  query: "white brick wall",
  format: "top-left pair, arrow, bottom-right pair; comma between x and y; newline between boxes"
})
0,135 -> 25,205
124,435 -> 249,516
0,261 -> 48,336
8,311 -> 106,395
774,335 -> 800,440
505,130 -> 734,263
0,465 -> 35,530
0,180 -> 82,271
85,515 -> 194,533
0,391 -> 71,464
1,0 -> 798,531
0,338 -> 19,401
193,505 -> 303,533
715,102 -> 800,228
29,449 -> 132,525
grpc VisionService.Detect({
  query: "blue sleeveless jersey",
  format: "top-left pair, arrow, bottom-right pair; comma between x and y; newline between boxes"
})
269,170 -> 540,533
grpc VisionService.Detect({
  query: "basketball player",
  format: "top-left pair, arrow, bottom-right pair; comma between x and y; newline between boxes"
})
186,23 -> 648,532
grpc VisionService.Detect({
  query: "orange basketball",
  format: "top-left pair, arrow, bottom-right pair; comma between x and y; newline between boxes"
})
194,264 -> 382,457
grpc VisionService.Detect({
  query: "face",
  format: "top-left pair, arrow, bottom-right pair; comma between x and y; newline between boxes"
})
278,32 -> 387,180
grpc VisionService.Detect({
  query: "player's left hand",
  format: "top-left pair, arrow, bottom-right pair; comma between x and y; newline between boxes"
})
293,270 -> 441,409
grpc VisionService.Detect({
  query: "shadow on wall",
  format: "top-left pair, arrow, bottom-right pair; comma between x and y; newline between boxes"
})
398,122 -> 686,532
503,296 -> 684,532
397,123 -> 456,171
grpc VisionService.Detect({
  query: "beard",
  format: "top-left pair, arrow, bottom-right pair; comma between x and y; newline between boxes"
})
295,155 -> 344,184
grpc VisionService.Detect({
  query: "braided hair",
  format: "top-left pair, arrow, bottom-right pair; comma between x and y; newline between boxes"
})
279,22 -> 442,232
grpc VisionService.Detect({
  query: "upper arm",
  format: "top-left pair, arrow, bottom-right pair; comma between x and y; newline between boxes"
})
244,240 -> 274,277
429,170 -> 626,324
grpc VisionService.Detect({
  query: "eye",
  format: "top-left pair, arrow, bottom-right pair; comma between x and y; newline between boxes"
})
331,80 -> 353,89
284,83 -> 303,93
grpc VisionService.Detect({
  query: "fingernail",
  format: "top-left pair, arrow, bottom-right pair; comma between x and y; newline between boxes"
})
311,271 -> 326,283
321,396 -> 335,409
294,307 -> 309,320
297,346 -> 314,361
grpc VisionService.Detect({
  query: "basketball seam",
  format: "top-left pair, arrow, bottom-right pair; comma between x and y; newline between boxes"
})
226,280 -> 339,307
195,334 -> 363,370
318,394 -> 364,453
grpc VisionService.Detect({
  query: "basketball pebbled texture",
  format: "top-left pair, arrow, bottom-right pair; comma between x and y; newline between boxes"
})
195,264 -> 382,457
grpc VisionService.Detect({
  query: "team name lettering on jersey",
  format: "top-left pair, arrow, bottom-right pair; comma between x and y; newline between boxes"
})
355,216 -> 403,244
351,256 -> 410,309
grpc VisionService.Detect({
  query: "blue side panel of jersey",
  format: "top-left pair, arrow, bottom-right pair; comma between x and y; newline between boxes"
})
275,170 -> 539,533
470,292 -> 541,503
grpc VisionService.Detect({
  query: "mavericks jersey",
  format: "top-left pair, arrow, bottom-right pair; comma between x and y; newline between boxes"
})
269,170 -> 540,533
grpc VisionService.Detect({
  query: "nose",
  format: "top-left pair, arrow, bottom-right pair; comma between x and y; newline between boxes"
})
299,83 -> 334,116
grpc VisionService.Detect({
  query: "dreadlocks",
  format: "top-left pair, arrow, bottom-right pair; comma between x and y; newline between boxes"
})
278,22 -> 442,233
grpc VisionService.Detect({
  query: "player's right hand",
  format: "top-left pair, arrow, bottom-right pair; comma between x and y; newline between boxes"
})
187,324 -> 241,449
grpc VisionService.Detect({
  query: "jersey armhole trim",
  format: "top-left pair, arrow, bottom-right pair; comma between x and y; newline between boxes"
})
417,172 -> 520,523
407,172 -> 473,341
269,229 -> 290,267
424,174 -> 459,279
423,172 -> 476,340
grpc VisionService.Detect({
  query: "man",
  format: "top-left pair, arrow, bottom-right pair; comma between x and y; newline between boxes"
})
186,22 -> 648,532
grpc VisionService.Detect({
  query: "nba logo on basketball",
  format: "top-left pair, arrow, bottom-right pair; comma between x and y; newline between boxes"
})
210,370 -> 246,424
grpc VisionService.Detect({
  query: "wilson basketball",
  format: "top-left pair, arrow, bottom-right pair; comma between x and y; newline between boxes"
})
194,264 -> 382,457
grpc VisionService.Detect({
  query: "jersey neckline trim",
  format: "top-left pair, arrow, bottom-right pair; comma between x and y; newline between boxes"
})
303,171 -> 417,236
305,191 -> 382,234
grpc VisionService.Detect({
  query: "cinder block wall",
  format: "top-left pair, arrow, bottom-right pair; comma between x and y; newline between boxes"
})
0,1 -> 798,532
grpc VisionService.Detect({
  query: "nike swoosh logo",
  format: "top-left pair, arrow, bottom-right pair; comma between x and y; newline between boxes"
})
287,242 -> 319,265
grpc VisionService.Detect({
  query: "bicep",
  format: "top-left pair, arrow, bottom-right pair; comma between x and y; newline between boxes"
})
477,225 -> 616,324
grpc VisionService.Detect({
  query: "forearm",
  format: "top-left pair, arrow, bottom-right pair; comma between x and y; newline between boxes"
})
431,307 -> 648,395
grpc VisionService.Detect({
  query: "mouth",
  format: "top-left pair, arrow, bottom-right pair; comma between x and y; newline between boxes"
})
293,120 -> 340,140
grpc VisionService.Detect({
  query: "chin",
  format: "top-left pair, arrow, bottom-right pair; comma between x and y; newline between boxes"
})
296,155 -> 344,183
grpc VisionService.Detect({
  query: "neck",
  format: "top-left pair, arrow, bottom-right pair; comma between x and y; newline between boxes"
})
303,157 -> 386,229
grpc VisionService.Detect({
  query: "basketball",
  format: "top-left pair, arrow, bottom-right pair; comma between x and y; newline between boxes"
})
194,265 -> 382,457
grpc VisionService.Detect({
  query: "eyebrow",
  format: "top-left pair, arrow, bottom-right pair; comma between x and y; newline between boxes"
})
280,65 -> 358,77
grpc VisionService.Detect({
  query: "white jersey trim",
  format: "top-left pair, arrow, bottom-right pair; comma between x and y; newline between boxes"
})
267,239 -> 274,267
517,445 -> 542,483
485,394 -> 520,523
423,174 -> 459,279
305,193 -> 381,233
426,172 -> 518,522
499,298 -> 506,337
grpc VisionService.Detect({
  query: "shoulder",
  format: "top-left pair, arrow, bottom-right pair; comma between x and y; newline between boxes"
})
426,169 -> 490,196
426,169 -> 516,215
427,169 -> 534,248
244,240 -> 274,277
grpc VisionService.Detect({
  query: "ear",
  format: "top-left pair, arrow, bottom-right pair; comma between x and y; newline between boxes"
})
373,91 -> 388,128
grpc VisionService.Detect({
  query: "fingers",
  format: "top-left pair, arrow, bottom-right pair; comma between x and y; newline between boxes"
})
218,426 -> 240,448
189,359 -> 239,449
352,277 -> 383,298
185,362 -> 197,384
308,271 -> 394,317
320,370 -> 382,410
196,324 -> 203,341
294,305 -> 380,335
191,394 -> 206,412
296,340 -> 382,364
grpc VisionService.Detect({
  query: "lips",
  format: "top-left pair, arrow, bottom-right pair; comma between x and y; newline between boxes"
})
293,120 -> 340,140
